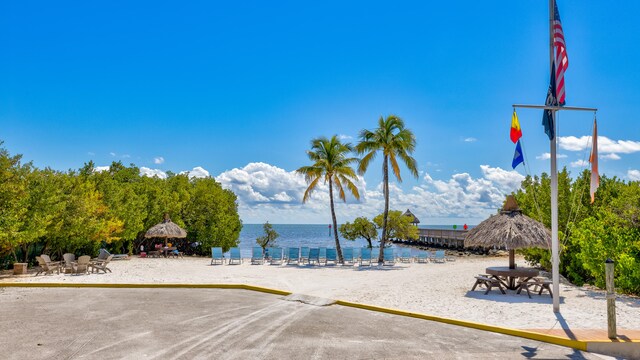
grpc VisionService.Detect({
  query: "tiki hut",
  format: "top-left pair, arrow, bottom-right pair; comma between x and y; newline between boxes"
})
403,209 -> 420,227
464,195 -> 551,269
144,213 -> 187,246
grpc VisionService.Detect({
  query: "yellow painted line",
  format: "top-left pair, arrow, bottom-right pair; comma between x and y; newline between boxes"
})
333,300 -> 587,351
0,282 -> 587,350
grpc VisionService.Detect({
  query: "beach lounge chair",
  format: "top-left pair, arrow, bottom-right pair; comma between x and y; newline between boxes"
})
251,247 -> 264,265
416,251 -> 429,263
90,255 -> 114,273
383,247 -> 395,266
342,247 -> 354,266
211,247 -> 224,265
399,248 -> 411,263
318,247 -> 327,265
287,247 -> 300,265
97,248 -> 129,261
35,256 -> 60,276
300,247 -> 310,264
308,248 -> 319,265
229,247 -> 242,265
63,253 -> 76,274
359,247 -> 372,266
325,248 -> 337,265
270,247 -> 283,265
74,255 -> 91,275
433,250 -> 446,263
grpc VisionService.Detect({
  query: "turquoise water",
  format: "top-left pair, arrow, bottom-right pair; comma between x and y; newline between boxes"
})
235,224 -> 469,258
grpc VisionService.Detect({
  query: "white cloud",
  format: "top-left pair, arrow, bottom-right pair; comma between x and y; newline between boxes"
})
559,136 -> 640,159
570,160 -> 589,168
628,170 -> 640,181
338,134 -> 353,140
94,166 -> 109,173
122,154 -> 131,159
600,153 -> 620,160
181,166 -> 210,179
109,152 -> 116,157
464,137 -> 477,142
535,152 -> 567,160
140,167 -> 167,179
154,156 -> 165,164
215,162 -> 527,224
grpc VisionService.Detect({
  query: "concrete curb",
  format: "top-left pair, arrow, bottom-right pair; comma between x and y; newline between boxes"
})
3,282 -> 636,358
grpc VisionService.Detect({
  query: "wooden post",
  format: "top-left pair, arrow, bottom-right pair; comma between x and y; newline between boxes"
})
605,258 -> 617,339
509,249 -> 516,269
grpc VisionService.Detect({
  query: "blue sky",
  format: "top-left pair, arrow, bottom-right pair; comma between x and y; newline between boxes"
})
2,1 -> 639,224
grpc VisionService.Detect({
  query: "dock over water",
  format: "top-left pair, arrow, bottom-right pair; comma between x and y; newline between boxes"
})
417,228 -> 468,249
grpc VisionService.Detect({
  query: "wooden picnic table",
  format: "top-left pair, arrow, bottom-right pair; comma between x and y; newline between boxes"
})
486,266 -> 539,290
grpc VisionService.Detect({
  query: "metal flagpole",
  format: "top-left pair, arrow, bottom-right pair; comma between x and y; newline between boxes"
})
512,100 -> 599,314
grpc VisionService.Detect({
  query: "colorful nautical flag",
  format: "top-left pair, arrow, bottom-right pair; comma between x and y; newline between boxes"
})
589,118 -> 599,203
554,2 -> 568,106
510,110 -> 522,143
542,61 -> 559,140
512,140 -> 524,169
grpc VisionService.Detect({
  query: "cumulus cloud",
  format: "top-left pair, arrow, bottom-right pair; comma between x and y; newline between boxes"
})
629,170 -> 640,181
154,156 -> 165,164
94,166 -> 109,173
216,162 -> 526,224
570,160 -> 589,168
536,152 -> 567,160
600,153 -> 620,160
181,166 -> 210,179
140,167 -> 167,179
559,136 -> 640,159
464,137 -> 477,142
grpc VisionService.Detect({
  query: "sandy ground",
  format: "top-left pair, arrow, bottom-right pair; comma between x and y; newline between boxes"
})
3,254 -> 639,331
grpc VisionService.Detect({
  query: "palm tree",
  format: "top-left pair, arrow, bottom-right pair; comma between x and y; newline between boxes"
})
296,135 -> 361,263
355,115 -> 418,263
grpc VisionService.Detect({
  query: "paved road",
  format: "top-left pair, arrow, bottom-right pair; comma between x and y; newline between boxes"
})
0,287 -> 601,359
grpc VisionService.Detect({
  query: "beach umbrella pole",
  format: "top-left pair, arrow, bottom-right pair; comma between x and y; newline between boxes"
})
509,250 -> 515,269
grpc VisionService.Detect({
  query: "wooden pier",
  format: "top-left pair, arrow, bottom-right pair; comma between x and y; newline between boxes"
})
417,228 -> 468,249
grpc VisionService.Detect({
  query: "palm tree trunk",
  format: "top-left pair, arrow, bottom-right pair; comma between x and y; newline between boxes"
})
328,178 -> 343,263
379,155 -> 390,264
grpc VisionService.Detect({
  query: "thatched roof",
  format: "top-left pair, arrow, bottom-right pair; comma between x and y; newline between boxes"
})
464,196 -> 550,250
144,215 -> 187,239
403,209 -> 420,224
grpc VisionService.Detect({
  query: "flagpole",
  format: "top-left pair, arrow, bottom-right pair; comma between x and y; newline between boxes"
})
549,0 -> 560,313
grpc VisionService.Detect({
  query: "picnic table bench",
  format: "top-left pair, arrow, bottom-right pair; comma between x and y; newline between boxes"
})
471,275 -> 506,295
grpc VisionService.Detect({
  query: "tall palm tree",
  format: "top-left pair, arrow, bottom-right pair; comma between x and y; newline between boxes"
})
355,115 -> 418,263
296,135 -> 361,263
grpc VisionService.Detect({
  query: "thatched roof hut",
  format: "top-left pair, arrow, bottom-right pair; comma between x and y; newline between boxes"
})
145,214 -> 187,243
403,209 -> 420,226
464,195 -> 550,269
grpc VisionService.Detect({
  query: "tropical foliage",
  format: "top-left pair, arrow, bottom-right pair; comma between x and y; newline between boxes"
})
355,115 -> 418,263
516,168 -> 640,295
0,143 -> 242,268
339,217 -> 378,248
256,221 -> 279,250
340,211 -> 419,248
296,135 -> 360,263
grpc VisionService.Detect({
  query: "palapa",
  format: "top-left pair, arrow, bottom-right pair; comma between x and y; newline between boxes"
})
464,195 -> 550,269
145,213 -> 187,245
402,209 -> 420,225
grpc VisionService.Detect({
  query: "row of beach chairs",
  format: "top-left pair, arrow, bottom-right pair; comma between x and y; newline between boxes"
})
210,247 -> 452,266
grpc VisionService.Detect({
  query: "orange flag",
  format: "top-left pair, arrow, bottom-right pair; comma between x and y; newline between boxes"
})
589,118 -> 599,203
510,110 -> 522,143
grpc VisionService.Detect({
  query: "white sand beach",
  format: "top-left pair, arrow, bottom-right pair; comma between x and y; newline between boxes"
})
4,254 -> 639,332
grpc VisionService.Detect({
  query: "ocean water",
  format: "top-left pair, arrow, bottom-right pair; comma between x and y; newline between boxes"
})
235,224 -> 469,258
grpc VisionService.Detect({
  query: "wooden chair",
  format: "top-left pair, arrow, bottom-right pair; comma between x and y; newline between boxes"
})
35,256 -> 60,276
90,255 -> 114,273
73,255 -> 91,275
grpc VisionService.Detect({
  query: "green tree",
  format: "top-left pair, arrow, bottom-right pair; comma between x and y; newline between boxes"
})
373,210 -> 419,242
256,221 -> 279,251
297,135 -> 361,263
339,217 -> 378,248
355,115 -> 418,263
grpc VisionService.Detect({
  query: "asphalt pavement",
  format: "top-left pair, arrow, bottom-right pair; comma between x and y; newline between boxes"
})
0,287 -> 603,359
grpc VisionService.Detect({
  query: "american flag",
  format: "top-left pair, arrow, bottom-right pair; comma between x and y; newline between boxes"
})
554,2 -> 568,106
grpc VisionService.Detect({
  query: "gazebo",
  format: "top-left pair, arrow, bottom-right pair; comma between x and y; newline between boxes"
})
403,209 -> 420,227
464,195 -> 551,269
